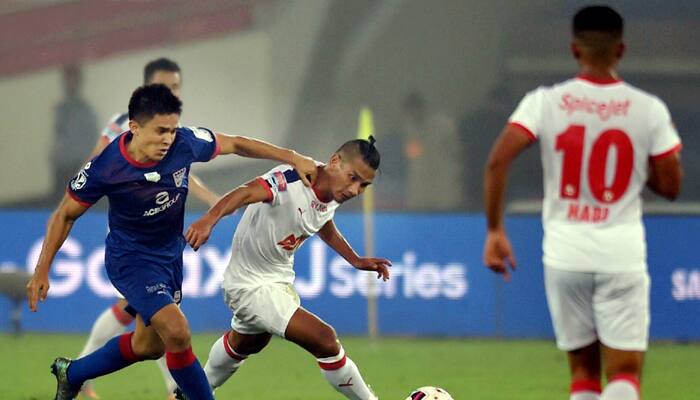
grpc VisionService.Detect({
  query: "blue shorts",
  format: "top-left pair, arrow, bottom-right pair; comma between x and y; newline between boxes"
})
105,249 -> 183,326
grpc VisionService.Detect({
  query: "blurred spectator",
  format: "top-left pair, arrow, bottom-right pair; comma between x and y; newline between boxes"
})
459,83 -> 542,210
399,92 -> 463,211
51,64 -> 97,202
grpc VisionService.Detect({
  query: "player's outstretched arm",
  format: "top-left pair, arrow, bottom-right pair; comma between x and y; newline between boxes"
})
188,173 -> 220,207
318,220 -> 391,281
26,194 -> 89,312
185,178 -> 270,251
483,123 -> 532,280
214,133 -> 318,186
647,152 -> 682,200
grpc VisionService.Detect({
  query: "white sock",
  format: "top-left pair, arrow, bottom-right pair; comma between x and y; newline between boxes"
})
156,356 -> 178,393
203,332 -> 247,389
570,379 -> 601,400
318,347 -> 377,400
601,375 -> 640,400
78,304 -> 132,390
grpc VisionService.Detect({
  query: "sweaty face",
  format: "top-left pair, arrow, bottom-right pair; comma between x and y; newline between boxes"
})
328,153 -> 376,203
130,113 -> 179,162
149,71 -> 182,99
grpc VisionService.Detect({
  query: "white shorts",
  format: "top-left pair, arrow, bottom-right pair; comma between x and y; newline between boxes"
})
223,282 -> 301,338
544,266 -> 650,352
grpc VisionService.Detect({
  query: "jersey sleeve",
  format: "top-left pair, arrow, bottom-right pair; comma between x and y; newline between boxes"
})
66,161 -> 106,207
182,126 -> 220,162
648,98 -> 682,159
256,167 -> 299,206
101,113 -> 129,143
508,87 -> 545,141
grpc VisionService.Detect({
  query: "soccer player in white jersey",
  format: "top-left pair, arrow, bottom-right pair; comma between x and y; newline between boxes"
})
77,58 -> 219,399
181,137 -> 391,400
483,6 -> 682,400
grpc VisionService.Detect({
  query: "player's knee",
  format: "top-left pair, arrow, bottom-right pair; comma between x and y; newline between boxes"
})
132,337 -> 165,360
314,326 -> 340,358
162,325 -> 192,351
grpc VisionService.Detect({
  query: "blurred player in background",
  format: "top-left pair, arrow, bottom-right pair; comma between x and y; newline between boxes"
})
483,5 -> 682,400
180,137 -> 390,400
26,84 -> 319,400
77,57 -> 219,399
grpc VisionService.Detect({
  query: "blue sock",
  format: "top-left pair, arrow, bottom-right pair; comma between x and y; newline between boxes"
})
167,347 -> 214,400
67,332 -> 141,388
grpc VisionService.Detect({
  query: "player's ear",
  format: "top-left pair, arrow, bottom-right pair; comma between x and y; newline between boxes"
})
128,119 -> 139,135
571,42 -> 581,59
329,152 -> 342,169
616,41 -> 625,59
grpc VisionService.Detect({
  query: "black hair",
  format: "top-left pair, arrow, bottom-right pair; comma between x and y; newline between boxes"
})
143,57 -> 181,85
573,5 -> 623,39
128,84 -> 182,125
336,135 -> 380,170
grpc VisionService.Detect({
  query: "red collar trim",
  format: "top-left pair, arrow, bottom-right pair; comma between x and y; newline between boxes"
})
576,74 -> 622,85
119,132 -> 159,168
312,185 -> 333,203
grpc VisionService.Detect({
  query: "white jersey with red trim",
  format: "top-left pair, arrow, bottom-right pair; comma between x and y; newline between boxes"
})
101,112 -> 129,143
509,76 -> 681,273
223,164 -> 340,288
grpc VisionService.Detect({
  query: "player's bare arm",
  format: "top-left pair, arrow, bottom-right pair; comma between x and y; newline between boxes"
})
318,219 -> 391,281
482,123 -> 533,280
26,195 -> 90,312
185,178 -> 270,250
647,152 -> 682,200
214,133 -> 318,186
188,174 -> 220,207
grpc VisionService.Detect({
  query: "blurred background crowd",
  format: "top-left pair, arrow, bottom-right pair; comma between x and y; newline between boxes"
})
1,0 -> 698,213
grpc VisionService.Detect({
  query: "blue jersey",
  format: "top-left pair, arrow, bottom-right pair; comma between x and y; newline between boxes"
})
68,126 -> 219,260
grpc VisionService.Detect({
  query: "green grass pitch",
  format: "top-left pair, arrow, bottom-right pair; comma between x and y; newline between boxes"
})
0,334 -> 698,399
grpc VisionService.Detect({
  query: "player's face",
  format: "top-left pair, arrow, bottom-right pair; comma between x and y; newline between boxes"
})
130,113 -> 179,161
328,153 -> 375,203
149,70 -> 182,99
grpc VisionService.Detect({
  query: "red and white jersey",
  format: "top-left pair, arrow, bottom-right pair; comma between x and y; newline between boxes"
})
101,112 -> 129,143
223,164 -> 340,288
509,75 -> 681,273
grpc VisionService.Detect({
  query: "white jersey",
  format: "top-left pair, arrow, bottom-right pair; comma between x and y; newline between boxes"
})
509,76 -> 681,273
223,164 -> 340,288
101,112 -> 129,143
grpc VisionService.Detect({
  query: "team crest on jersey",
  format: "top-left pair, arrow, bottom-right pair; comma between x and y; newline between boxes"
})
271,171 -> 288,192
173,168 -> 186,187
70,162 -> 91,190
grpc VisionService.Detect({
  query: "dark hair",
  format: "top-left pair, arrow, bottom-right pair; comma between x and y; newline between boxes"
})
336,135 -> 380,170
143,57 -> 181,85
128,84 -> 182,124
573,5 -> 623,38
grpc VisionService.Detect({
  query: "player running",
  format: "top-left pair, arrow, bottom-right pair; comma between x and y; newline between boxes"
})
26,84 -> 318,400
180,136 -> 390,400
483,5 -> 682,400
77,57 -> 217,400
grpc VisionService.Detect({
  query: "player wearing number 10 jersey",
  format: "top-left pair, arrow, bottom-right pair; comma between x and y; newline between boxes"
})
483,6 -> 682,400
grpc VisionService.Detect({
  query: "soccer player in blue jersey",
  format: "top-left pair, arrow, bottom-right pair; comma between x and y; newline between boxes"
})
26,84 -> 318,400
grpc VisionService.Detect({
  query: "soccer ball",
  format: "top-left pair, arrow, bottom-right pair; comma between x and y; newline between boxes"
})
405,386 -> 454,400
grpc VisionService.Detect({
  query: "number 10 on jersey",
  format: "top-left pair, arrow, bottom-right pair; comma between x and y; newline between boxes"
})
556,124 -> 633,203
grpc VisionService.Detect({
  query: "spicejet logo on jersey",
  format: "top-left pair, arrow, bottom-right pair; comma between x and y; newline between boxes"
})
277,233 -> 309,251
559,93 -> 630,121
271,171 -> 287,192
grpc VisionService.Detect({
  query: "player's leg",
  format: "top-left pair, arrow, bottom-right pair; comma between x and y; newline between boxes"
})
544,267 -> 602,400
596,271 -> 649,400
52,313 -> 161,399
155,356 -> 178,397
150,303 -> 213,400
285,308 -> 377,400
78,298 -> 134,398
204,329 -> 271,390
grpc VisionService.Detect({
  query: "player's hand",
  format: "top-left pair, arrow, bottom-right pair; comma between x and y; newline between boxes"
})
290,152 -> 318,187
352,257 -> 392,281
483,230 -> 517,281
26,269 -> 50,312
185,217 -> 214,251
